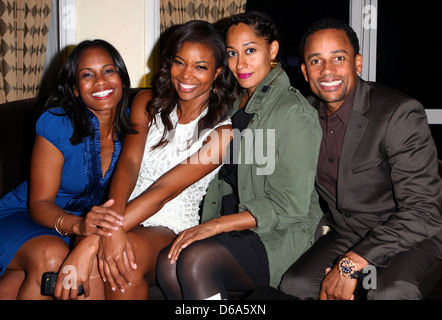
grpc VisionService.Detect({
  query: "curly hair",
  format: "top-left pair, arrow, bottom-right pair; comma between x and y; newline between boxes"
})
147,20 -> 233,150
44,39 -> 135,145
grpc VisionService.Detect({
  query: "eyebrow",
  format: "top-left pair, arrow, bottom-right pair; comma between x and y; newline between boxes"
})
226,41 -> 257,49
78,64 -> 115,72
307,49 -> 349,61
174,55 -> 209,64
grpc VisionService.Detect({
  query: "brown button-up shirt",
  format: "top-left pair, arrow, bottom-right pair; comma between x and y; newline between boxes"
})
317,89 -> 357,196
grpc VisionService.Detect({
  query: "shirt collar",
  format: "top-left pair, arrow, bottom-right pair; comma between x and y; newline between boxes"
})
318,83 -> 357,125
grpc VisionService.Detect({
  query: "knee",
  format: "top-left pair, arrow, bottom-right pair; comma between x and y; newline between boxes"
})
279,267 -> 320,300
156,248 -> 175,282
24,237 -> 69,274
367,280 -> 422,300
175,245 -> 202,283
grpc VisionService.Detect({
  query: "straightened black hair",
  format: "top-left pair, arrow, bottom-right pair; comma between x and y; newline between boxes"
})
44,39 -> 135,145
147,20 -> 233,150
224,11 -> 280,46
223,11 -> 281,99
299,18 -> 360,63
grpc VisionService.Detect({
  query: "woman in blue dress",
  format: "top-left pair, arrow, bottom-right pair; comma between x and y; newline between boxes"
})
0,39 -> 133,299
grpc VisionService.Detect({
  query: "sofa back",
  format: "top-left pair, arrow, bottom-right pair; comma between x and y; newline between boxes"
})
0,88 -> 147,197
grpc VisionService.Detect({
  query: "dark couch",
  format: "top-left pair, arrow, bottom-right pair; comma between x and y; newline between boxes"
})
2,90 -> 442,300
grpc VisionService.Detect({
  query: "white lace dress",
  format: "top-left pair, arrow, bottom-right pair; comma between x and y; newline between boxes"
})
128,107 -> 231,234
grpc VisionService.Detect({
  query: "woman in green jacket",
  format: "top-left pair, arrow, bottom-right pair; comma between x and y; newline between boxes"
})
156,11 -> 322,299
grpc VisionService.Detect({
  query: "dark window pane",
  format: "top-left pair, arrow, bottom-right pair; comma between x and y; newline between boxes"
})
246,0 -> 349,95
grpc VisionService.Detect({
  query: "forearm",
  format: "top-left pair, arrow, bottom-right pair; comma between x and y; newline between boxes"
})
120,179 -> 180,231
29,200 -> 81,234
209,211 -> 257,234
108,160 -> 141,215
343,251 -> 369,270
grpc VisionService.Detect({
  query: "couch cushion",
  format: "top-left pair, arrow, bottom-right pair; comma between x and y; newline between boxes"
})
0,97 -> 46,196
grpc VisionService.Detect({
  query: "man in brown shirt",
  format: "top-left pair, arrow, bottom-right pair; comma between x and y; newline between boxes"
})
280,18 -> 442,300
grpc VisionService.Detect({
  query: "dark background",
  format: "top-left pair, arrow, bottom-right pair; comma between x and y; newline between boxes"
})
246,0 -> 442,155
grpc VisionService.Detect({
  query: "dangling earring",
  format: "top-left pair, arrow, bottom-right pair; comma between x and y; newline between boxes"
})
270,59 -> 278,68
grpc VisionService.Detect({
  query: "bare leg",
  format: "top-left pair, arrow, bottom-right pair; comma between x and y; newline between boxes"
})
0,270 -> 25,299
5,235 -> 69,300
104,226 -> 176,300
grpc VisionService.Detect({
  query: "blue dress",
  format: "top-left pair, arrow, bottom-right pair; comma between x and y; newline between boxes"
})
0,108 -> 122,276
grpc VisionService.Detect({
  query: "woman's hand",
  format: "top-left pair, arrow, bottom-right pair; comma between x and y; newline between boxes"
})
74,199 -> 123,237
168,221 -> 220,264
168,212 -> 256,264
53,236 -> 100,300
97,227 -> 137,293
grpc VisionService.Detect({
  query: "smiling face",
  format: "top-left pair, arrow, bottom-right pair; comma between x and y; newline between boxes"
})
170,41 -> 222,108
73,46 -> 123,116
301,29 -> 363,113
226,23 -> 279,95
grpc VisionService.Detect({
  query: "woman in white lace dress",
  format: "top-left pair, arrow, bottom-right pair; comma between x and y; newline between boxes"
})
95,20 -> 234,299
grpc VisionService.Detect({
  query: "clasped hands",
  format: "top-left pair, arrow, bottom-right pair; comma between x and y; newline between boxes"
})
54,199 -> 136,299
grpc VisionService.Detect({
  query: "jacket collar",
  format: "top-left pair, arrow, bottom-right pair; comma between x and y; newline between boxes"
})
337,78 -> 369,207
311,77 -> 371,207
234,64 -> 288,115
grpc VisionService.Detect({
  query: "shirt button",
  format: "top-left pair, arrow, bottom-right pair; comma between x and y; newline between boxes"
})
328,159 -> 333,163
330,129 -> 335,134
343,210 -> 351,218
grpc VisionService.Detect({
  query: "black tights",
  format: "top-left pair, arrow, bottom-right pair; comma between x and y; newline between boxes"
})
156,238 -> 256,300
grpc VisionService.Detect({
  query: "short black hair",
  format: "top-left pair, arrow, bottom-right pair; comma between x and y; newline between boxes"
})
300,18 -> 360,62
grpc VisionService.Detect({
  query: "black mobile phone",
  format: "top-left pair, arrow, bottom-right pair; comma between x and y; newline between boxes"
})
41,272 -> 84,296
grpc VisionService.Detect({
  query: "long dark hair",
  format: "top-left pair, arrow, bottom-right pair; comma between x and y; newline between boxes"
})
44,39 -> 135,145
148,20 -> 233,150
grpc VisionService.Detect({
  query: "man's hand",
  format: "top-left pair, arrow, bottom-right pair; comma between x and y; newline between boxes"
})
319,251 -> 368,300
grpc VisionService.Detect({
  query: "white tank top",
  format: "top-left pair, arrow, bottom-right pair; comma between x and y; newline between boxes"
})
128,107 -> 231,234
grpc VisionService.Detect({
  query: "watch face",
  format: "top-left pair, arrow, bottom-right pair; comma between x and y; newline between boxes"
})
340,258 -> 355,275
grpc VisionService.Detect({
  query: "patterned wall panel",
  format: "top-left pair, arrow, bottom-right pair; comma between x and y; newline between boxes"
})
0,0 -> 51,103
160,0 -> 246,33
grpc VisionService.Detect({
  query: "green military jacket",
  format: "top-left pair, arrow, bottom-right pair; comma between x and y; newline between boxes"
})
201,65 -> 323,287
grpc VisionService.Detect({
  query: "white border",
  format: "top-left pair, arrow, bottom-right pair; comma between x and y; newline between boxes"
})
145,0 -> 161,77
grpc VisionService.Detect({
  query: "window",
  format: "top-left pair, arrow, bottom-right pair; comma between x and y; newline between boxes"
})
247,0 -> 442,155
246,0 -> 350,95
376,1 -> 442,155
42,0 -> 160,96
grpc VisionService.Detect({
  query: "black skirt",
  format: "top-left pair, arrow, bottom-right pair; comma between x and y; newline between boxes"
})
213,108 -> 270,287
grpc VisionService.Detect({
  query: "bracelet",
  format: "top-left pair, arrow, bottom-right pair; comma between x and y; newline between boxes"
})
54,211 -> 71,236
